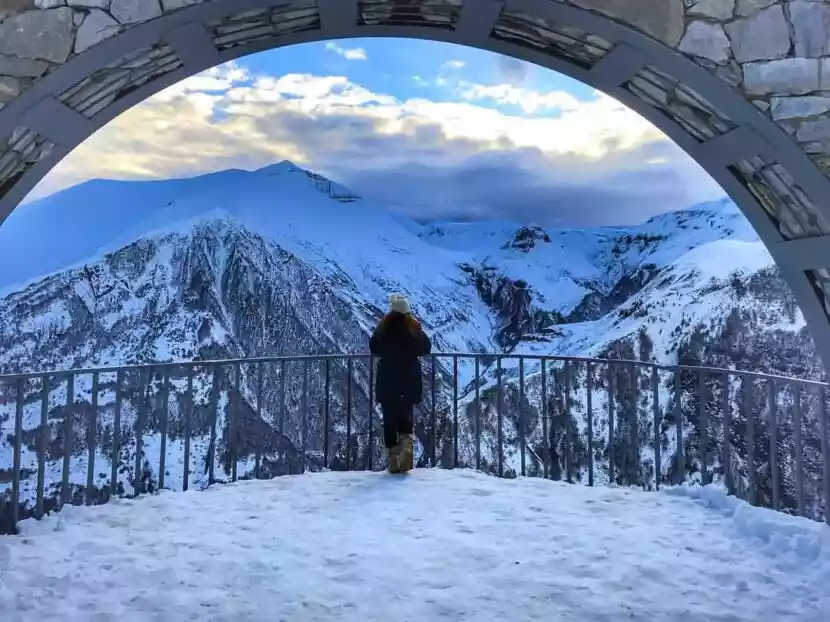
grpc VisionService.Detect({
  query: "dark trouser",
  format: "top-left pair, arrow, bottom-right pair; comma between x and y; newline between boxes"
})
381,399 -> 414,449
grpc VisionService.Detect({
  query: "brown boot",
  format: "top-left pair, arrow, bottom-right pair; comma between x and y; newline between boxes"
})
397,434 -> 414,473
388,443 -> 403,474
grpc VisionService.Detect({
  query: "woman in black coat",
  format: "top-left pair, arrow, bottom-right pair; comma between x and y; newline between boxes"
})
369,293 -> 432,452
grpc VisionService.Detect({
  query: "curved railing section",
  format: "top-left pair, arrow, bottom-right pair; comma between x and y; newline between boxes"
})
1,353 -> 828,534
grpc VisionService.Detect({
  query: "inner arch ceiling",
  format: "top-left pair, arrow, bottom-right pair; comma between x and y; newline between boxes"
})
1,0 -> 830,368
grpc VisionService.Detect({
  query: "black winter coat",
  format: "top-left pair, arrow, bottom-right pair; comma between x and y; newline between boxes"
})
369,313 -> 432,404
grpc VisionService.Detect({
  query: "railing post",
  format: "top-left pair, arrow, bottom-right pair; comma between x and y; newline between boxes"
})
768,379 -> 780,511
699,371 -> 708,486
651,367 -> 660,491
608,364 -> 615,485
629,364 -> 638,487
11,378 -> 24,531
793,383 -> 805,517
744,376 -> 756,506
255,363 -> 263,480
134,367 -> 148,496
541,359 -> 549,480
346,357 -> 353,471
208,365 -> 219,486
673,372 -> 683,486
302,359 -> 309,474
159,370 -> 170,490
183,366 -> 193,491
368,356 -> 374,471
111,370 -> 122,499
475,356 -> 481,472
86,372 -> 99,505
61,372 -> 74,508
453,355 -> 458,469
722,373 -> 732,496
820,386 -> 830,526
564,361 -> 572,483
586,362 -> 593,486
231,363 -> 240,483
431,355 -> 437,468
37,375 -> 49,518
279,359 -> 287,435
324,358 -> 330,469
519,357 -> 526,477
497,356 -> 504,478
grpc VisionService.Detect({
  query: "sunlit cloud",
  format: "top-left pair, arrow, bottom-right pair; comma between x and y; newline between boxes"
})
324,41 -> 369,60
458,82 -> 583,115
28,61 -> 724,226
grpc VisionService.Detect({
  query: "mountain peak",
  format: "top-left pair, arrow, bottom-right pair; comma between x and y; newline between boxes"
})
256,160 -> 306,175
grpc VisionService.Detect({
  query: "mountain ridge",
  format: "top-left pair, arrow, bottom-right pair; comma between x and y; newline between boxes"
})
0,161 -> 825,531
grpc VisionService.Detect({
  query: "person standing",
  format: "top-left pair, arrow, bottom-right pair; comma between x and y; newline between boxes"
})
369,293 -> 432,473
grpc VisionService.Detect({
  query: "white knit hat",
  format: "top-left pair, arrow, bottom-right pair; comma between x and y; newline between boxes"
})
389,293 -> 411,314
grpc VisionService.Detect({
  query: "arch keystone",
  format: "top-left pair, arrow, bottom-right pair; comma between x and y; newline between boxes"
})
319,0 -> 358,37
456,0 -> 504,46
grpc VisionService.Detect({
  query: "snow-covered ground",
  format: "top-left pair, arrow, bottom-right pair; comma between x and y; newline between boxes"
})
2,470 -> 828,621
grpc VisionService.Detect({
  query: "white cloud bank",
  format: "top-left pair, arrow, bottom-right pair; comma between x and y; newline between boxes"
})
29,62 -> 725,226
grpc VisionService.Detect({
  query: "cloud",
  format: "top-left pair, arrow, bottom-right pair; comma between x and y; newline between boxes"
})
496,56 -> 530,85
442,60 -> 466,69
28,62 -> 725,227
339,143 -> 724,226
324,42 -> 368,60
459,82 -> 582,115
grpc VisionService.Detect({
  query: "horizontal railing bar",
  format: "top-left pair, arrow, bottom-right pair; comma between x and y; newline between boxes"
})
0,352 -> 823,387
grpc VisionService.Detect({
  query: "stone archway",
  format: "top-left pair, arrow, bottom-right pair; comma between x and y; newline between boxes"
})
1,0 -> 829,367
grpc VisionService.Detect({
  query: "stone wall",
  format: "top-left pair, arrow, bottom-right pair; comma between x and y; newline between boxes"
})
1,0 -> 830,331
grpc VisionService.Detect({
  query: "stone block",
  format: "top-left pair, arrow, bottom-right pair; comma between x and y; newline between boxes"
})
0,54 -> 48,77
161,0 -> 204,10
771,96 -> 830,120
74,9 -> 120,54
736,0 -> 777,17
797,117 -> 830,143
725,4 -> 790,63
110,0 -> 162,24
0,7 -> 75,64
0,76 -> 22,104
68,0 -> 111,8
790,0 -> 830,57
743,58 -> 820,95
687,0 -> 735,20
679,20 -> 731,65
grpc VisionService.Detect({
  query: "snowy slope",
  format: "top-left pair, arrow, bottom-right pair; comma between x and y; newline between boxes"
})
3,470 -> 829,621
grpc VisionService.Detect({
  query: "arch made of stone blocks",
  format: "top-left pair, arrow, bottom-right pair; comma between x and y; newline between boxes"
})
1,0 -> 830,368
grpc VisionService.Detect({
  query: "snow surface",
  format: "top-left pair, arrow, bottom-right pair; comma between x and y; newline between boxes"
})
2,470 -> 828,621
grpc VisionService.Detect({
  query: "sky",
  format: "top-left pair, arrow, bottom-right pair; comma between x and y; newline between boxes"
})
29,37 -> 727,228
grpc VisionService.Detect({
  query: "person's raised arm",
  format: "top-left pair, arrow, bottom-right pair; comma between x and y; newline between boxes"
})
370,327 -> 381,355
415,326 -> 432,357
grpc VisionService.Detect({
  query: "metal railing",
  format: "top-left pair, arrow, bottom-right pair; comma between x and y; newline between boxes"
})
1,353 -> 829,534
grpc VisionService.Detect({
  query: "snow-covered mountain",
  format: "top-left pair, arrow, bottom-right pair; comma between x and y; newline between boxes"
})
0,161 -> 823,532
